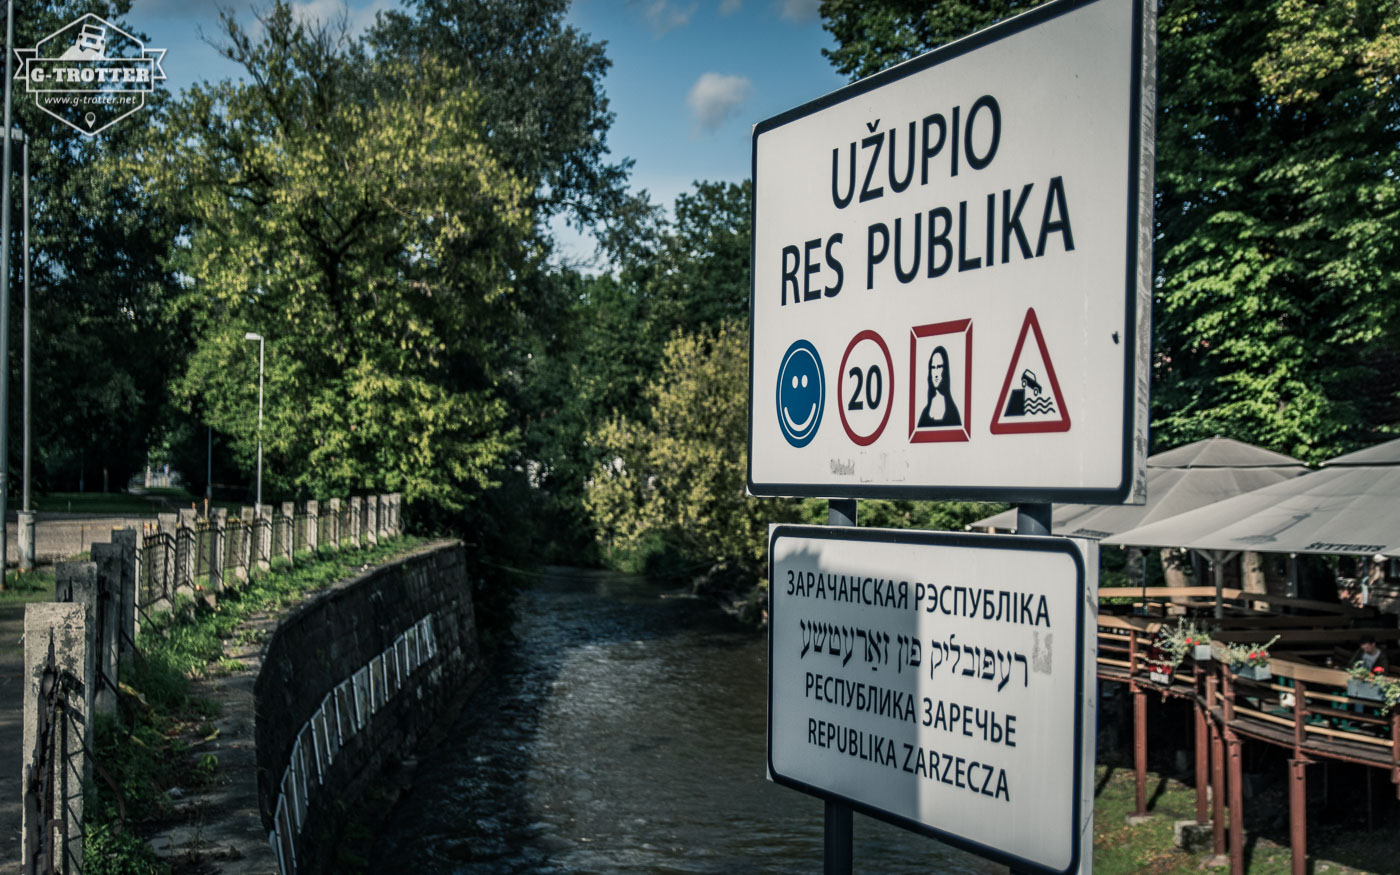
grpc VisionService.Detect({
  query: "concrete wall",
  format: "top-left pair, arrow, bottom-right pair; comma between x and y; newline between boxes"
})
253,542 -> 480,873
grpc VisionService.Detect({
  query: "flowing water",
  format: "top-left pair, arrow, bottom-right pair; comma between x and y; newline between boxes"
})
371,568 -> 1002,873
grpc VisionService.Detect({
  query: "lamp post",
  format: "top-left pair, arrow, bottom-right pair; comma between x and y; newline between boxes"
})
0,0 -> 18,580
15,126 -> 31,571
244,333 -> 263,513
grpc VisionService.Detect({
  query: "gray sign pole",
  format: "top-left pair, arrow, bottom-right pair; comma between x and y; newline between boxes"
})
1012,501 -> 1052,875
824,498 -> 856,875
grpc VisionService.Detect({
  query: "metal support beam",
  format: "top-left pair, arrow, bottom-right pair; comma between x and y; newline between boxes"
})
824,498 -> 855,875
1288,758 -> 1308,875
1194,672 -> 1209,825
1134,685 -> 1148,817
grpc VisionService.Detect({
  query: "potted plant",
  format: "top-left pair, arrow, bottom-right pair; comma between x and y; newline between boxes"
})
1223,635 -> 1280,682
1346,663 -> 1400,713
1162,618 -> 1213,662
1145,619 -> 1205,685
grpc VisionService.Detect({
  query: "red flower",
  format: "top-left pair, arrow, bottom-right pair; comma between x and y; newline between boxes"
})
1186,638 -> 1195,645
1374,666 -> 1385,674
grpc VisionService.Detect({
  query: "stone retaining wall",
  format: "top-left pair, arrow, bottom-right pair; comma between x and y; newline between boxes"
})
254,541 -> 480,873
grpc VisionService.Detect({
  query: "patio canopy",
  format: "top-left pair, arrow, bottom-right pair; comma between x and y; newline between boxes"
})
1102,437 -> 1400,556
970,436 -> 1308,539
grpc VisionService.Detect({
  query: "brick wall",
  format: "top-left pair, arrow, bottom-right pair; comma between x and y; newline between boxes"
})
253,541 -> 480,873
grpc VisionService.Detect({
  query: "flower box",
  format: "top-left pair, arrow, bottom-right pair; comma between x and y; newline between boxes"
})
1148,668 -> 1172,686
1347,678 -> 1384,701
1233,664 -> 1271,682
1193,644 -> 1213,661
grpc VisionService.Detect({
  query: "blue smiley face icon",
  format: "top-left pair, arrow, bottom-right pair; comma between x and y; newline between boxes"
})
776,339 -> 825,447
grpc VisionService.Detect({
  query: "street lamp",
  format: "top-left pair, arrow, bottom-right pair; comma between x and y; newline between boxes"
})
13,126 -> 32,571
244,332 -> 263,512
0,0 -> 18,580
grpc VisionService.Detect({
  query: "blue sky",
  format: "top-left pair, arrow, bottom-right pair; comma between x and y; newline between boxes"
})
121,0 -> 849,263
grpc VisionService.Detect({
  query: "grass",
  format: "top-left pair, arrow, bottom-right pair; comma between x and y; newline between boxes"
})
1091,760 -> 1391,873
36,489 -> 249,516
84,535 -> 425,873
0,566 -> 56,603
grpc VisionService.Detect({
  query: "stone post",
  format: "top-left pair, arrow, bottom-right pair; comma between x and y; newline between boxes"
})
349,497 -> 362,549
327,498 -> 342,551
238,507 -> 254,582
110,529 -> 139,656
22,602 -> 89,875
89,545 -> 123,716
256,504 -> 273,573
177,509 -> 198,594
209,508 -> 227,593
157,513 -> 178,607
375,495 -> 389,541
305,500 -> 319,554
17,508 -> 35,571
393,493 -> 403,536
365,496 -> 379,547
280,501 -> 296,565
54,562 -> 99,728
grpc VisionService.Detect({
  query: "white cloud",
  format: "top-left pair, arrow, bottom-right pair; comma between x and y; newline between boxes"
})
719,0 -> 742,15
777,0 -> 820,24
288,0 -> 392,36
687,72 -> 752,136
635,0 -> 699,37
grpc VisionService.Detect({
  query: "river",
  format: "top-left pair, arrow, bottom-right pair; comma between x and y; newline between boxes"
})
372,568 -> 1003,873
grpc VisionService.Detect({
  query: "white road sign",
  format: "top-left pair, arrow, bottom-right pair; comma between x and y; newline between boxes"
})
749,0 -> 1154,503
768,526 -> 1097,874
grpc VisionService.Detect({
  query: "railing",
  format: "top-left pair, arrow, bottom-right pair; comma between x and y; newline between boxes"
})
134,495 -> 404,623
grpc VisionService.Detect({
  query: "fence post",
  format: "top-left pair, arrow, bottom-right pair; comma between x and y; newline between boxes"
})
22,601 -> 90,875
375,494 -> 389,541
327,498 -> 342,551
349,497 -> 362,549
239,506 -> 254,582
256,504 -> 272,573
177,509 -> 198,597
365,495 -> 379,547
210,508 -> 227,593
157,512 -> 178,602
280,501 -> 296,565
90,543 -> 124,716
305,500 -> 319,554
110,529 -> 139,657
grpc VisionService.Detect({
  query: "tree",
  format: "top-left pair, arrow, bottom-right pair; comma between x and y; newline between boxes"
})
820,0 -> 1400,460
585,320 -> 799,572
524,180 -> 753,560
369,0 -> 630,233
125,4 -> 534,509
17,0 -> 191,493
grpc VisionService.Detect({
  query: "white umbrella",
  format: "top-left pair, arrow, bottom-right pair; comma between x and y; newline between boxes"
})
968,436 -> 1307,538
1102,438 -> 1400,557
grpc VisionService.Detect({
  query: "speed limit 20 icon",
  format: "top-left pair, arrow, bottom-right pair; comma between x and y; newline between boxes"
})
837,330 -> 894,446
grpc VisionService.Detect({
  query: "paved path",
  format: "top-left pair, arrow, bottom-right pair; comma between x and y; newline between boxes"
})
1,601 -> 26,874
4,516 -> 152,565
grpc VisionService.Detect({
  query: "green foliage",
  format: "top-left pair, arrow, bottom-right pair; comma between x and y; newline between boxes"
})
819,0 -> 1400,460
796,498 -> 1008,532
126,3 -> 532,510
586,321 -> 800,572
18,0 -> 191,492
525,181 -> 754,562
369,0 -> 630,231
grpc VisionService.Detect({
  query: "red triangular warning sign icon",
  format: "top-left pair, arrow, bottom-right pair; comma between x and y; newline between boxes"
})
990,308 -> 1071,434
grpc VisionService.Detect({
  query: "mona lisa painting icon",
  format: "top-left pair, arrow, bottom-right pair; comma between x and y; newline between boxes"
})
909,319 -> 972,444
